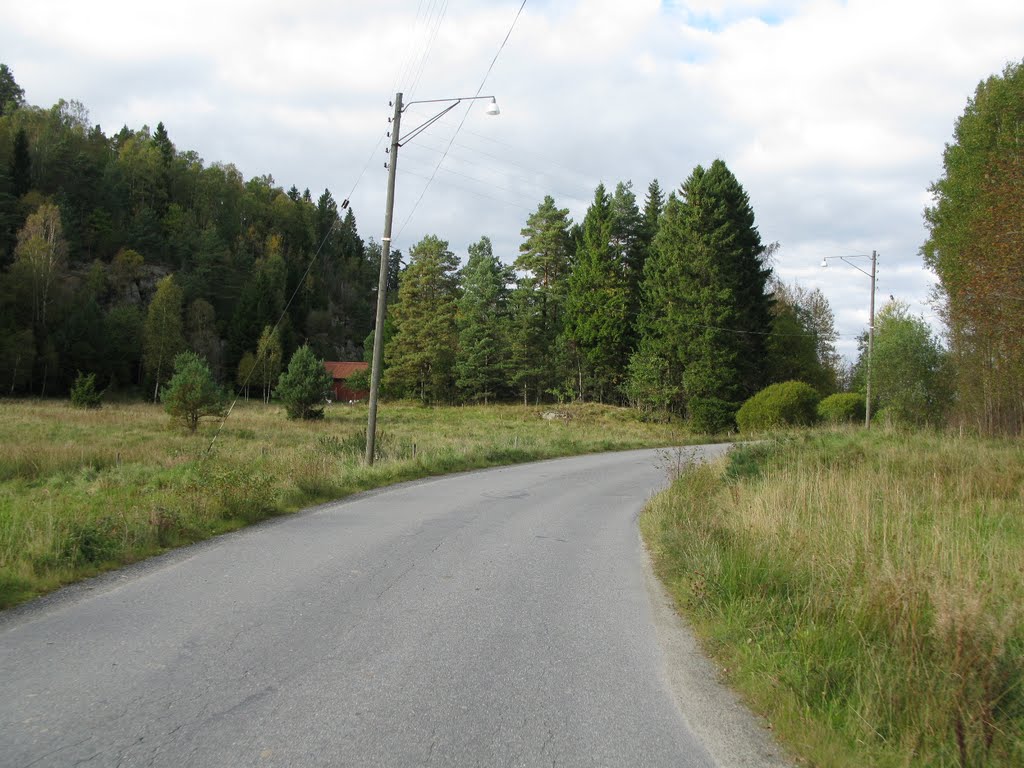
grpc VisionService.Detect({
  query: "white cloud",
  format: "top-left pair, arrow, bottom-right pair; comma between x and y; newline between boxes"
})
2,0 -> 1022,360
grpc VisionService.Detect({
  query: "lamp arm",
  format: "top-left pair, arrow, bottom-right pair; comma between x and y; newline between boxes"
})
403,95 -> 496,108
838,256 -> 873,279
399,101 -> 461,145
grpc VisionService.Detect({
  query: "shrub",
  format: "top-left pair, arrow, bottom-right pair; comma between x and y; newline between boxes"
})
70,372 -> 104,409
817,392 -> 866,424
277,345 -> 332,420
163,351 -> 226,432
687,396 -> 737,434
736,381 -> 820,432
344,367 -> 370,394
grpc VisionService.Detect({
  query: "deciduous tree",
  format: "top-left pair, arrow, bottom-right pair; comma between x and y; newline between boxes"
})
14,202 -> 67,334
923,59 -> 1024,434
143,274 -> 185,402
254,324 -> 282,403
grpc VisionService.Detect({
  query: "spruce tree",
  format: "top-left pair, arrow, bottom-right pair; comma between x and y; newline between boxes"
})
564,184 -> 630,401
609,181 -> 645,353
10,128 -> 30,198
455,236 -> 511,404
638,161 -> 772,431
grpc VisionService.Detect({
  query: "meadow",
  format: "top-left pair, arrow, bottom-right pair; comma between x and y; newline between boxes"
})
0,398 -> 688,608
642,430 -> 1024,767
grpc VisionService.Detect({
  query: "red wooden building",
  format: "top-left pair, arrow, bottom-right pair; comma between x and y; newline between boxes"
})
323,361 -> 369,402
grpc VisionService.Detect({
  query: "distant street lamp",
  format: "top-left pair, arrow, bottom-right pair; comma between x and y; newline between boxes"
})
821,251 -> 878,428
365,92 -> 501,465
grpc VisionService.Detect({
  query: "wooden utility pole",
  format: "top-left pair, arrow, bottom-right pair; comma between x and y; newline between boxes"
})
366,93 -> 403,465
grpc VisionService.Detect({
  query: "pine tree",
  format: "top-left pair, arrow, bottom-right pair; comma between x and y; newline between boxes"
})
163,351 -> 225,432
507,277 -> 546,405
513,196 -> 573,399
455,236 -> 511,404
277,345 -> 332,420
384,235 -> 460,403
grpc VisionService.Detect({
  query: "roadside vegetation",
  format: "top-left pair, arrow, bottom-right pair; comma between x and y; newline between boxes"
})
642,430 -> 1024,768
0,398 -> 693,609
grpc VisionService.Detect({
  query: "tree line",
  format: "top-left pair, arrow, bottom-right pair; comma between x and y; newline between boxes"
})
924,59 -> 1024,436
13,63 -> 984,436
380,164 -> 848,432
0,63 -> 387,400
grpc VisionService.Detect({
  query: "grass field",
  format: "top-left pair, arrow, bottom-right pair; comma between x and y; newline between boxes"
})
0,398 -> 690,608
642,430 -> 1024,767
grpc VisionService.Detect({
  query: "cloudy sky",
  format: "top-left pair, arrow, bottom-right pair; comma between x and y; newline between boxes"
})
3,0 -> 1023,359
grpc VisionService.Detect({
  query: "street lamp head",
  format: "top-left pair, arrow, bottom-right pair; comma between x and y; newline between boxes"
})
485,97 -> 500,116
820,258 -> 828,268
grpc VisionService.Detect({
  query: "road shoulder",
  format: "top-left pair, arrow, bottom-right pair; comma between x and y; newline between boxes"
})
641,536 -> 796,767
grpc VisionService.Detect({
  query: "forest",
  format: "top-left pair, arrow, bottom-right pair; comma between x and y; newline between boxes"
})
2,59 -> 1019,436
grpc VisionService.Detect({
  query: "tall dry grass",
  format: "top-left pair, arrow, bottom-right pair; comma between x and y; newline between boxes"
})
642,430 -> 1023,767
0,398 -> 688,608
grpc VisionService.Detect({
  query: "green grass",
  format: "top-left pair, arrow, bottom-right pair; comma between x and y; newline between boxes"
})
0,398 -> 697,609
641,429 -> 1024,767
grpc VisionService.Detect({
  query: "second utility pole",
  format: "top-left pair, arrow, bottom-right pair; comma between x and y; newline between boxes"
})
864,249 -> 877,429
366,93 -> 403,465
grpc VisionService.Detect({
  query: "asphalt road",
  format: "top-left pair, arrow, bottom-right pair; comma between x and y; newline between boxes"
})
1,445 -> 788,768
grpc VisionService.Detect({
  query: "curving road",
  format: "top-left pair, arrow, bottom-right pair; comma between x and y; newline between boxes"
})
1,446 -> 788,767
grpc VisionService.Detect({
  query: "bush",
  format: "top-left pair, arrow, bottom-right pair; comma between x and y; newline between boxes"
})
817,392 -> 866,424
70,372 -> 104,409
344,367 -> 370,394
163,351 -> 226,432
736,381 -> 820,432
687,396 -> 737,434
277,345 -> 332,420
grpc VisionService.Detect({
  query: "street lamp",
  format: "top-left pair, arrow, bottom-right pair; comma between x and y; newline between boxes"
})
365,92 -> 501,465
821,251 -> 878,428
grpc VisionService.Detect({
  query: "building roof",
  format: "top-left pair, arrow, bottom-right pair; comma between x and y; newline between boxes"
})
323,361 -> 369,380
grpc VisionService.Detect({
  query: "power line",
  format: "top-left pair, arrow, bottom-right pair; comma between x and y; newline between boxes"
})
407,0 -> 450,101
207,6 -> 446,452
404,135 -> 592,203
395,0 -> 528,243
400,145 -> 578,207
459,125 -> 596,182
400,166 -> 535,213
